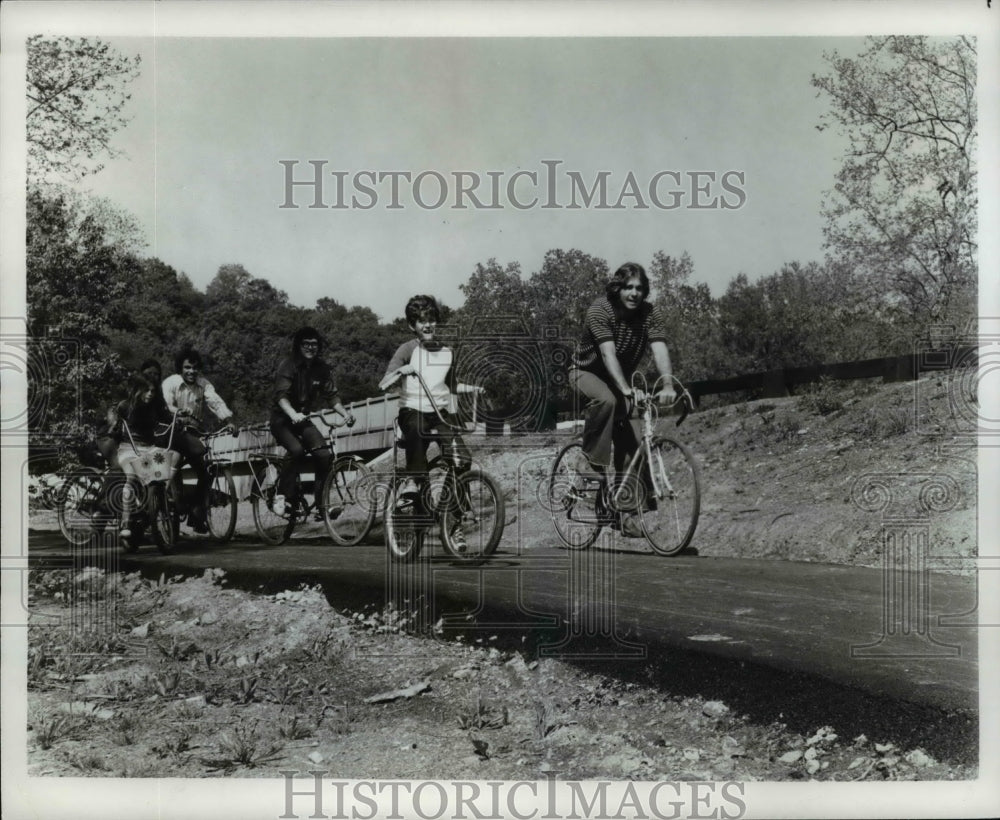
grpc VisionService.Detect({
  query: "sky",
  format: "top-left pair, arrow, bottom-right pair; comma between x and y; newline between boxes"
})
71,35 -> 854,321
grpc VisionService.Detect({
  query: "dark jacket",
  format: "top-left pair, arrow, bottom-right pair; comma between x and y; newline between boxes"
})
271,356 -> 337,421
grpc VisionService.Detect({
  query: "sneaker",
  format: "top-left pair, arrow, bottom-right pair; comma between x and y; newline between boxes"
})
187,514 -> 209,534
119,523 -> 132,539
619,513 -> 644,539
449,525 -> 468,554
272,494 -> 287,516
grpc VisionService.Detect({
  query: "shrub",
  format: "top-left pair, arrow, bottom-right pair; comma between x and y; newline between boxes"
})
799,378 -> 844,416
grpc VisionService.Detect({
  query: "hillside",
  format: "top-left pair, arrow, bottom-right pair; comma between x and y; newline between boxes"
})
474,372 -> 977,573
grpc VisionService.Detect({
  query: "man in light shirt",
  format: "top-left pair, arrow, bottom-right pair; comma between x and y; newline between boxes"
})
161,346 -> 236,532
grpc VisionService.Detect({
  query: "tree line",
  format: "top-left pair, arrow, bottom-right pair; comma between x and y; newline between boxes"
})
24,34 -> 977,466
26,185 -> 972,465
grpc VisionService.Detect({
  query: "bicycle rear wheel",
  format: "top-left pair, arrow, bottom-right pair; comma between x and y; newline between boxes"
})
639,437 -> 701,556
56,467 -> 105,545
384,482 -> 425,562
322,457 -> 377,546
547,442 -> 607,550
440,470 -> 504,560
206,463 -> 238,542
56,468 -> 103,544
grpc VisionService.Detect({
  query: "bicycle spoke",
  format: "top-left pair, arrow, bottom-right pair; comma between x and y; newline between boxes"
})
385,482 -> 425,562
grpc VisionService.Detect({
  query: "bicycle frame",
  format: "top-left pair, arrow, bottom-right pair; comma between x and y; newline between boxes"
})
609,373 -> 694,511
248,410 -> 354,504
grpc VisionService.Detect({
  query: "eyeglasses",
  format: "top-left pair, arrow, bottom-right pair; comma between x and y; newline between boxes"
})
301,341 -> 320,349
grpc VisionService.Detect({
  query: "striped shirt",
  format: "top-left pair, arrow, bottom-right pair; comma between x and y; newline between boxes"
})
572,296 -> 667,378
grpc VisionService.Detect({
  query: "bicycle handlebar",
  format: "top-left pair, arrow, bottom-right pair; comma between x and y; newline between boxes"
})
630,373 -> 695,427
187,409 -> 356,441
388,369 -> 483,432
300,410 -> 355,429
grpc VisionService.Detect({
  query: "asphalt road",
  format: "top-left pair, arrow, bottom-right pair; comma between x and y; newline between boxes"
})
27,526 -> 978,721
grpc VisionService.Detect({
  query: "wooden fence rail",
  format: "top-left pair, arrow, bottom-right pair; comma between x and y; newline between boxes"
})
686,344 -> 979,402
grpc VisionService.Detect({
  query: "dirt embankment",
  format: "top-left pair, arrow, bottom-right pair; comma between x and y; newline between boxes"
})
475,373 -> 977,571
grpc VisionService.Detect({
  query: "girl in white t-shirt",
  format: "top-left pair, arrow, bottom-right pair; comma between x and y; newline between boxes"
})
380,295 -> 484,497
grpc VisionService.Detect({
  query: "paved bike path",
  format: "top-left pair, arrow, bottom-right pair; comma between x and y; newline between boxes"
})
27,530 -> 978,715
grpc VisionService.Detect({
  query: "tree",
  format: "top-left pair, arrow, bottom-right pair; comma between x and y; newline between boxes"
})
26,188 -> 139,461
196,265 -> 298,421
106,257 -> 205,370
812,36 -> 977,336
528,249 -> 609,336
27,35 -> 142,181
716,261 -> 896,374
313,300 -> 407,401
458,259 -> 529,325
649,252 -> 728,380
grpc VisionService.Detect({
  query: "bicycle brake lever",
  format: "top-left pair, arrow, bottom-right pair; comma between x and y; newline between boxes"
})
676,392 -> 693,426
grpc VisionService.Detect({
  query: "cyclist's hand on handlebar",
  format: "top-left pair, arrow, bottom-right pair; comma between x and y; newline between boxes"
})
346,413 -> 357,428
220,419 -> 237,435
655,386 -> 677,405
289,410 -> 307,425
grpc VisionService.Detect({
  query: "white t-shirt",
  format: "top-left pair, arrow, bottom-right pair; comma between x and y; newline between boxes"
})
384,338 -> 456,412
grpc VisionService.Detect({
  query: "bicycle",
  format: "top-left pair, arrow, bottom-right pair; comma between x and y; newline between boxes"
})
55,420 -> 237,553
548,373 -> 701,556
248,412 -> 376,546
383,372 -> 505,563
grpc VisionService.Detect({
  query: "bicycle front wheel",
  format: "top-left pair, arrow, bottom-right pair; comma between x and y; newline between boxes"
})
640,437 -> 701,556
252,481 -> 296,546
547,442 -> 606,550
384,482 -> 425,562
206,464 -> 238,542
440,470 -> 504,560
151,483 -> 179,554
322,457 -> 377,546
56,467 -> 104,545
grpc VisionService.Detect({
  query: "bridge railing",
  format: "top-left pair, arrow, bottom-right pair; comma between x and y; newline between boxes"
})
201,394 -> 402,499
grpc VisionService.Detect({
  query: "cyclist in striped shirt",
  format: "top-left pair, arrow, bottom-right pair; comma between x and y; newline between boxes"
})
569,262 -> 676,536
